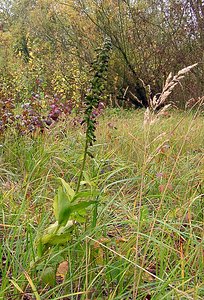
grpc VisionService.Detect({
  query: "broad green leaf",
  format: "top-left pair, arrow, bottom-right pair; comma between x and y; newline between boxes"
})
70,201 -> 96,213
57,187 -> 71,225
41,267 -> 56,286
58,178 -> 75,200
43,220 -> 74,236
72,190 -> 99,202
53,194 -> 59,221
57,220 -> 74,234
72,213 -> 86,223
45,221 -> 59,234
41,233 -> 55,245
41,231 -> 72,246
41,220 -> 74,245
71,209 -> 87,222
37,239 -> 44,258
48,232 -> 72,245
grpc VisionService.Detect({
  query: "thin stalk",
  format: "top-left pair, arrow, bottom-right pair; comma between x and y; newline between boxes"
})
76,123 -> 89,194
92,195 -> 99,228
76,116 -> 99,227
85,236 -> 89,300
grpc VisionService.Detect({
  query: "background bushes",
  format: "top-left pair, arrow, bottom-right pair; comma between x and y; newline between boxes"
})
0,0 -> 203,107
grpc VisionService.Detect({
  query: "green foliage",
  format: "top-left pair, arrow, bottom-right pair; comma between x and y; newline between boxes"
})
41,266 -> 56,287
0,0 -> 204,298
37,38 -> 111,258
0,110 -> 204,299
1,0 -> 203,106
37,179 -> 97,255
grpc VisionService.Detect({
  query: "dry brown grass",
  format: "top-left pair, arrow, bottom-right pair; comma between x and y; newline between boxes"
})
143,63 -> 198,125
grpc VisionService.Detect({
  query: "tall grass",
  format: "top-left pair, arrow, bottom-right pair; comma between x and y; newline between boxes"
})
0,108 -> 203,299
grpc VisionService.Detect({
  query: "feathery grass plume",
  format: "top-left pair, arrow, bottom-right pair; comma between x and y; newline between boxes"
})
144,63 -> 198,125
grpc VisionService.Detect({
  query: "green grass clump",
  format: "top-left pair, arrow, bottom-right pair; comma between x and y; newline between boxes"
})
0,109 -> 203,299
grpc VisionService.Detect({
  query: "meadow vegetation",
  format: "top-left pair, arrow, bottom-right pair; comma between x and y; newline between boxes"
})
0,107 -> 203,299
0,1 -> 204,299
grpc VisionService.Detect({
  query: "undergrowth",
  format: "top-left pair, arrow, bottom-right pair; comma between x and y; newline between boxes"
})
0,109 -> 203,299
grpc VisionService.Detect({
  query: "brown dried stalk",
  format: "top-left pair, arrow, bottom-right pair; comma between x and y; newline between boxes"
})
151,63 -> 198,111
144,63 -> 198,125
